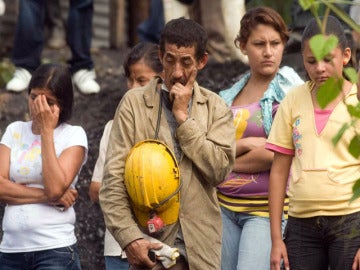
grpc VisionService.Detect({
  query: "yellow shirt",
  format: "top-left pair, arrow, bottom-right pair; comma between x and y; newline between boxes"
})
268,82 -> 360,218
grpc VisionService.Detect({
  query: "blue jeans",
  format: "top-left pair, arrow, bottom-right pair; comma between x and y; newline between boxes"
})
105,256 -> 129,270
221,206 -> 287,270
0,244 -> 81,270
285,212 -> 360,270
137,0 -> 164,43
12,0 -> 94,73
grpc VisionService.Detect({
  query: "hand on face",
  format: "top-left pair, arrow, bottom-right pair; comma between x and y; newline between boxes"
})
170,67 -> 197,124
31,94 -> 60,134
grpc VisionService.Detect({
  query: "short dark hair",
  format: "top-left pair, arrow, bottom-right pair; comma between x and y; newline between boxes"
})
123,42 -> 162,78
159,17 -> 208,61
301,15 -> 348,52
28,64 -> 73,124
235,7 -> 289,48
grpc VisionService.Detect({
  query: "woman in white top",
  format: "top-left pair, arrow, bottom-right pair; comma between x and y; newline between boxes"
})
0,63 -> 88,270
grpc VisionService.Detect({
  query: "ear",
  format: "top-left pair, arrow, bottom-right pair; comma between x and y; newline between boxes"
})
196,53 -> 208,70
158,49 -> 164,65
342,47 -> 351,65
239,42 -> 247,55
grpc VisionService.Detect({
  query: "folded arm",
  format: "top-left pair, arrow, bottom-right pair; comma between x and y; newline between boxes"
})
233,137 -> 273,173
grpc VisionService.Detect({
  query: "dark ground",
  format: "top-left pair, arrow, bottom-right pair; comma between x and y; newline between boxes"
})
0,45 -> 306,269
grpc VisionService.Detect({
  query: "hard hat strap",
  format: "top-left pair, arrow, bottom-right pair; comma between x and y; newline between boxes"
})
154,90 -> 163,140
154,180 -> 182,210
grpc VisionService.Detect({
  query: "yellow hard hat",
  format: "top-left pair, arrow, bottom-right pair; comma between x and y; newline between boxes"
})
124,140 -> 181,227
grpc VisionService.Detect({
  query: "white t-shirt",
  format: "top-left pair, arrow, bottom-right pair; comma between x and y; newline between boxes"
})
91,120 -> 125,257
0,121 -> 88,252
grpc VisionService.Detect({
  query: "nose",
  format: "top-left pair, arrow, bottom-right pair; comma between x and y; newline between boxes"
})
263,44 -> 272,57
315,61 -> 326,73
172,62 -> 183,79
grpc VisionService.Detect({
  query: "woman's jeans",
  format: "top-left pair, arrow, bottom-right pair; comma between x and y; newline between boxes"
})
12,0 -> 94,73
105,256 -> 129,270
221,206 -> 287,270
0,244 -> 81,270
285,212 -> 360,270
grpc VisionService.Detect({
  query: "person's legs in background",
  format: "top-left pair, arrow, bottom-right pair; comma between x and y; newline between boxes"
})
68,0 -> 100,94
45,0 -> 66,49
137,0 -> 165,43
6,0 -> 45,92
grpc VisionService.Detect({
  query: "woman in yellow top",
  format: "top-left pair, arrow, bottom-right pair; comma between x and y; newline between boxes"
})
267,16 -> 360,270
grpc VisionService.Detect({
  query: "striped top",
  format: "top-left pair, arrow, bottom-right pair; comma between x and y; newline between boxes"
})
217,102 -> 289,217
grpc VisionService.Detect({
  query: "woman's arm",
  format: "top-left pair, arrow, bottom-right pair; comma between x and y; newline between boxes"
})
0,175 -> 48,204
0,144 -> 47,203
233,136 -> 273,173
269,152 -> 292,270
32,95 -> 85,201
89,182 -> 100,203
0,144 -> 77,207
41,136 -> 85,201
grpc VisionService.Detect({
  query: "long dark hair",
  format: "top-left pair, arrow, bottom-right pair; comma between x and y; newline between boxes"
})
28,64 -> 73,124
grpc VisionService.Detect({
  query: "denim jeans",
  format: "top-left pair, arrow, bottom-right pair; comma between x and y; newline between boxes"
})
285,212 -> 360,270
0,244 -> 81,270
12,0 -> 94,73
137,0 -> 164,43
105,256 -> 129,270
221,206 -> 287,270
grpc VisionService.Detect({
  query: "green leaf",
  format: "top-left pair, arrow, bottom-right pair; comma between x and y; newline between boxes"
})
347,104 -> 360,118
323,1 -> 360,34
299,0 -> 314,10
317,77 -> 343,108
309,34 -> 338,62
349,135 -> 360,158
344,67 -> 358,84
350,178 -> 360,202
332,122 -> 349,146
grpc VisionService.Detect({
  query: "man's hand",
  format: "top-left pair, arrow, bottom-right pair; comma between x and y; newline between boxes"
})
170,68 -> 197,124
125,238 -> 163,268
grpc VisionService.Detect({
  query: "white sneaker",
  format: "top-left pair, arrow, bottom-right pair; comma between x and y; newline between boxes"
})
6,68 -> 32,92
72,69 -> 100,94
0,0 -> 5,16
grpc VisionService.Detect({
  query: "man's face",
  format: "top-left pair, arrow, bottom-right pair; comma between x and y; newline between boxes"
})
160,43 -> 205,90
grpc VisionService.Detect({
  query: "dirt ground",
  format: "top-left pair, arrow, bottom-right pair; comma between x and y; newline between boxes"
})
0,45 -> 306,269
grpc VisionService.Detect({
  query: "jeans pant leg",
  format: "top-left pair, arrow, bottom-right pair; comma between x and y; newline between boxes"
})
137,0 -> 164,43
12,0 -> 45,72
221,207 -> 286,270
0,252 -> 27,270
67,0 -> 94,73
35,244 -> 82,270
328,211 -> 360,270
285,216 -> 328,270
105,256 -> 129,270
221,207 -> 241,270
237,215 -> 273,270
0,244 -> 81,270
